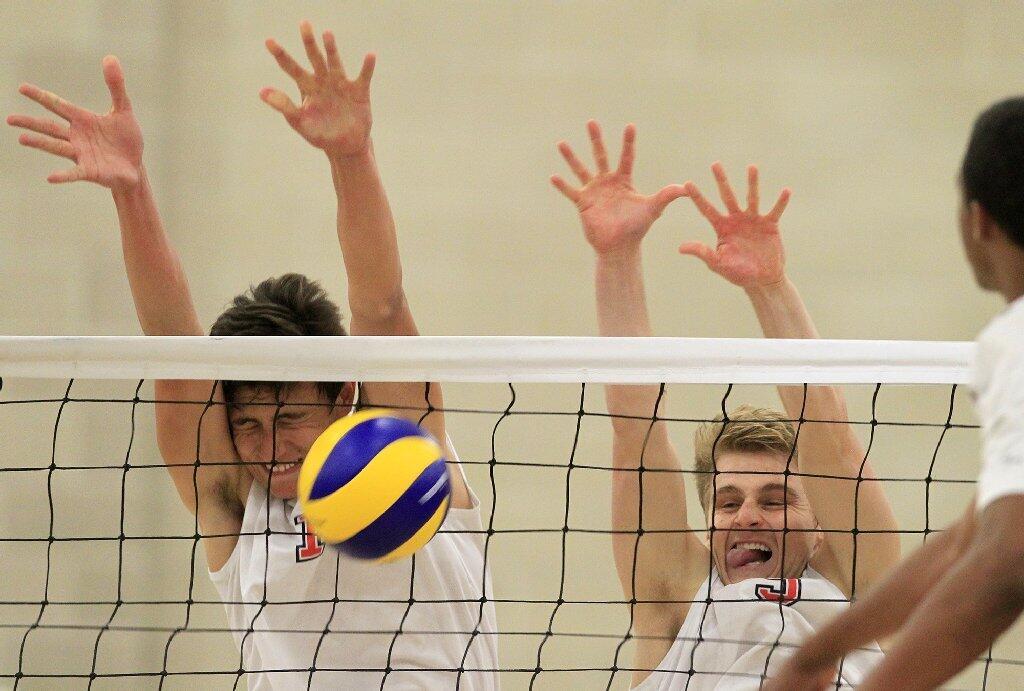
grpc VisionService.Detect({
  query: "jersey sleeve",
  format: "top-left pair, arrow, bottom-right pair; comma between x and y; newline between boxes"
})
975,321 -> 1024,511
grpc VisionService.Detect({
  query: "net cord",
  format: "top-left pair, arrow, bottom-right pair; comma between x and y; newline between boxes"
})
0,336 -> 972,384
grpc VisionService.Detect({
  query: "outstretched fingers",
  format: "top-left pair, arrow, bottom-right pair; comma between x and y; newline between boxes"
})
7,114 -> 70,141
711,162 -> 741,214
678,241 -> 720,269
18,132 -> 76,160
322,30 -> 344,74
650,183 -> 688,215
767,188 -> 792,223
683,181 -> 723,224
101,56 -> 131,111
550,175 -> 580,203
587,120 -> 610,174
557,141 -> 592,185
616,124 -> 636,177
356,53 -> 376,88
259,87 -> 300,122
746,164 -> 759,214
17,83 -> 83,121
47,167 -> 86,184
299,20 -> 328,76
265,38 -> 308,84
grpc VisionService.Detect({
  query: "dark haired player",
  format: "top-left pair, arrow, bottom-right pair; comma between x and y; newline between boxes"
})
767,98 -> 1024,690
8,21 -> 498,690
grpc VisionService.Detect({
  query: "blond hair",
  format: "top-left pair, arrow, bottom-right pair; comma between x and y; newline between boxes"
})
693,405 -> 798,515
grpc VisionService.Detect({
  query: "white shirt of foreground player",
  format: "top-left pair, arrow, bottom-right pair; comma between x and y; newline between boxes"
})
209,440 -> 498,690
631,567 -> 883,691
974,295 -> 1024,511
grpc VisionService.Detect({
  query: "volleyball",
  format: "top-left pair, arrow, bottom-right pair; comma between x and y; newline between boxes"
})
297,409 -> 451,562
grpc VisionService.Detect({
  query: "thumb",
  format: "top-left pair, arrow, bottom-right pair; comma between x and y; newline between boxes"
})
102,55 -> 132,111
260,87 -> 300,121
678,241 -> 718,268
651,184 -> 688,215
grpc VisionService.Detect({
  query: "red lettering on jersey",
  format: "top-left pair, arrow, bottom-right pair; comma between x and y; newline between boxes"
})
754,578 -> 802,606
294,515 -> 325,562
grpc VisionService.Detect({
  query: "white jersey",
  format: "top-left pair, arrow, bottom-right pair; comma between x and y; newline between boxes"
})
632,567 -> 883,690
209,448 -> 499,690
974,295 -> 1024,511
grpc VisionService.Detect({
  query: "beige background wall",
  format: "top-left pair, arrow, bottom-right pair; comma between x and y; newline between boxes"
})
1,1 -> 1022,689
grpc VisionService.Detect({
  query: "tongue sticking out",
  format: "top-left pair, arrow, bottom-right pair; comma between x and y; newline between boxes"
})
727,548 -> 770,570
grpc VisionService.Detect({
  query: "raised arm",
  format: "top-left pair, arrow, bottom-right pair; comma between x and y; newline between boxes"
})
552,121 -> 699,679
260,22 -> 468,508
7,58 -> 242,568
678,164 -> 899,597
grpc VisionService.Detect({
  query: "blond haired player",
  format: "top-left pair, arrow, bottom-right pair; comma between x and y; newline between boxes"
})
8,20 -> 497,690
552,121 -> 898,689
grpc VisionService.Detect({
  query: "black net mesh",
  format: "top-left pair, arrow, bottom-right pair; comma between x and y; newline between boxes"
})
1,374 -> 1017,690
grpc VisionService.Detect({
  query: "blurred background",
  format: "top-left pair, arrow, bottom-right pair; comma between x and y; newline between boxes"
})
2,1 -> 1022,688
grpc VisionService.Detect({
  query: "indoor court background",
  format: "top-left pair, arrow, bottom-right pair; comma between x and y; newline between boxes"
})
2,2 -> 1022,688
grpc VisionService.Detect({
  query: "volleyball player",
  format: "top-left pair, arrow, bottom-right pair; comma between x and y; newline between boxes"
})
766,98 -> 1024,691
552,121 -> 898,689
8,21 -> 498,689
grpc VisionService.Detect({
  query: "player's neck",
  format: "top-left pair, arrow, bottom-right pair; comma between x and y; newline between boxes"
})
991,245 -> 1024,304
997,265 -> 1024,304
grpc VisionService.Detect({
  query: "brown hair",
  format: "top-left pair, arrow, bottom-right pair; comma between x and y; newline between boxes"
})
693,405 -> 797,514
210,273 -> 348,404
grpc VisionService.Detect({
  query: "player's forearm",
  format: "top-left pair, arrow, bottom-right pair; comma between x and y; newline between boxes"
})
744,277 -> 819,340
111,167 -> 203,336
791,518 -> 967,673
861,587 -> 1018,690
328,145 -> 405,326
743,277 -> 828,416
595,247 -> 663,426
747,277 -> 872,472
860,540 -> 1022,690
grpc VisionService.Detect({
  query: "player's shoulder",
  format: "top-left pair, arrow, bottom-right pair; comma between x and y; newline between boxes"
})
975,297 -> 1024,395
978,296 -> 1024,351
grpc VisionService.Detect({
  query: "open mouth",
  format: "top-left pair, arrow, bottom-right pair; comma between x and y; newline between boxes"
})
726,542 -> 774,571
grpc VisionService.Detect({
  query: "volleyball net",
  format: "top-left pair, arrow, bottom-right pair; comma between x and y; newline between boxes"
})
0,336 -> 1018,689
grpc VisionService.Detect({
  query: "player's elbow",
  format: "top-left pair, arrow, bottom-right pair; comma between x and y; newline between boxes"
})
350,288 -> 408,326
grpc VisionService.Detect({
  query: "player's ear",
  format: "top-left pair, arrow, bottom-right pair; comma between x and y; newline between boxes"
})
810,520 -> 825,558
969,200 -> 997,243
335,381 -> 356,413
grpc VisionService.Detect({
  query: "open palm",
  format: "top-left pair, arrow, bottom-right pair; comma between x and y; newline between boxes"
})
679,163 -> 791,288
551,121 -> 686,254
8,56 -> 142,190
261,21 -> 375,158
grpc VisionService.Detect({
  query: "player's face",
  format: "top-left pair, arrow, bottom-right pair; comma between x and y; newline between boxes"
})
707,451 -> 822,584
228,383 -> 350,500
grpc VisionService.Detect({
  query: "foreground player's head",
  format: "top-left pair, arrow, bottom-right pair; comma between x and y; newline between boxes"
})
959,97 -> 1024,300
211,273 -> 355,499
694,406 -> 823,584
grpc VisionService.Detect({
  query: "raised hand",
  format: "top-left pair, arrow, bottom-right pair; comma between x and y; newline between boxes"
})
678,163 -> 791,288
551,121 -> 687,254
261,20 -> 375,158
7,56 -> 143,190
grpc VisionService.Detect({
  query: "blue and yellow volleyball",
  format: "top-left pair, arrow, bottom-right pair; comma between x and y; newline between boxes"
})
297,409 -> 451,563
